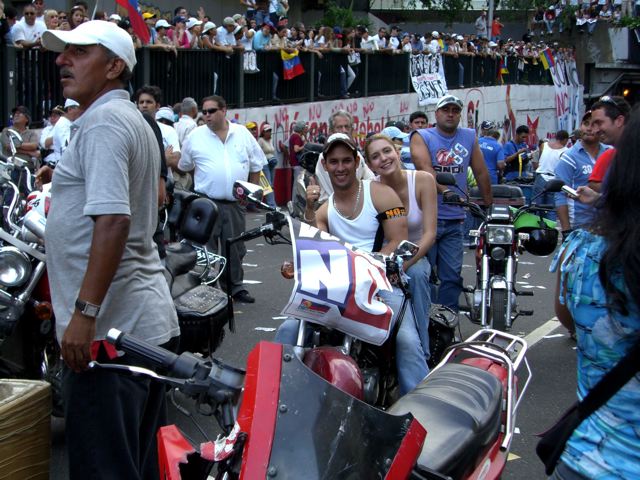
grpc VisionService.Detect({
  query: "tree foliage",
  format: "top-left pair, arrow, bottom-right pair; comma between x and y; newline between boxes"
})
317,2 -> 371,29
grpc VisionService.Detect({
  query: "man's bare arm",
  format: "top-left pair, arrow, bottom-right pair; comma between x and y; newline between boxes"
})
469,140 -> 493,205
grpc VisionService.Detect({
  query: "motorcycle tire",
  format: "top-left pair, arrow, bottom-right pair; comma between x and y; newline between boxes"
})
490,289 -> 508,331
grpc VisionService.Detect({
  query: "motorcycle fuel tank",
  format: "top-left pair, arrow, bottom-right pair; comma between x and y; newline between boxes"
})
303,346 -> 364,400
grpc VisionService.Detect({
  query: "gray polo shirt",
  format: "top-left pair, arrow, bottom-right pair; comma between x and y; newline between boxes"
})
46,89 -> 179,345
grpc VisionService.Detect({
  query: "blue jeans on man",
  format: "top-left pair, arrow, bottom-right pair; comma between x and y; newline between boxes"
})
274,286 -> 429,395
427,219 -> 464,311
532,173 -> 557,220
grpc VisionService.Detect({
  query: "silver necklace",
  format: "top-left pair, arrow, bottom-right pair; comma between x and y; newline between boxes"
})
333,181 -> 362,219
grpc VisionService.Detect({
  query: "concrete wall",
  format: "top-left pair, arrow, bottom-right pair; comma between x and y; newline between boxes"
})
228,84 -> 558,163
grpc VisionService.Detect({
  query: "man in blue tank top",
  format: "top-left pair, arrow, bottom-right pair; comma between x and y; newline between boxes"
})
410,95 -> 493,311
478,121 -> 505,185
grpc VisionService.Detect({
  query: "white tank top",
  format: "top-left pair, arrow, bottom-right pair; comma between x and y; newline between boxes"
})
406,170 -> 423,244
328,180 -> 379,253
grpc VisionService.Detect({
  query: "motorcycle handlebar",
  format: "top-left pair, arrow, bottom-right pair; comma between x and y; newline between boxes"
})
106,328 -> 209,380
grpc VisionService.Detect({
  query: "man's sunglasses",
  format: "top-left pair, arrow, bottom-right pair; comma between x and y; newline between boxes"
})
598,95 -> 627,115
202,107 -> 220,115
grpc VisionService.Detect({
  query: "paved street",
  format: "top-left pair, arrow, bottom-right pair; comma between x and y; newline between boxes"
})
51,212 -> 578,479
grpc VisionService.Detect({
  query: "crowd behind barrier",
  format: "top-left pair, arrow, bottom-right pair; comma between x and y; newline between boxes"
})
0,45 -> 554,127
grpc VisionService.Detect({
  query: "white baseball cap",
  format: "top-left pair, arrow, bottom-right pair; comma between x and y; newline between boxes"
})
109,14 -> 121,21
64,98 -> 80,108
202,21 -> 216,34
436,94 -> 463,110
42,20 -> 137,71
155,106 -> 175,124
155,19 -> 170,29
185,17 -> 202,30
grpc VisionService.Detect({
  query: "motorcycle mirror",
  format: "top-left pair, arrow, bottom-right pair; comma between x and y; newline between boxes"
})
435,172 -> 456,186
233,180 -> 264,204
7,129 -> 23,149
543,179 -> 565,193
394,240 -> 419,260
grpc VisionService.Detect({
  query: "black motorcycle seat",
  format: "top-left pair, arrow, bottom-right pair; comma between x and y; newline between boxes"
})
388,363 -> 503,478
174,284 -> 228,317
470,185 -> 524,199
165,243 -> 198,278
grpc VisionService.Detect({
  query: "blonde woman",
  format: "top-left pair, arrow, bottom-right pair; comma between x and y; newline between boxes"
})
364,133 -> 437,362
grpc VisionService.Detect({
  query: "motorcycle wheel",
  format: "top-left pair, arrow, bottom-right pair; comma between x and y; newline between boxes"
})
490,289 -> 508,332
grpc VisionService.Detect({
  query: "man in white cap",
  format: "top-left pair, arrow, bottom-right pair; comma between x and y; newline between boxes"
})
217,16 -> 238,47
410,94 -> 492,312
38,20 -> 179,479
42,98 -> 81,167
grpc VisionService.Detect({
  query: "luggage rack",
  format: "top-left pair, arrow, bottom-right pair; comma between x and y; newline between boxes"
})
432,328 -> 532,451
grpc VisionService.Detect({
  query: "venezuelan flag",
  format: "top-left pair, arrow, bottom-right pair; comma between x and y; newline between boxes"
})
539,48 -> 555,70
281,50 -> 305,80
497,58 -> 509,84
115,0 -> 150,44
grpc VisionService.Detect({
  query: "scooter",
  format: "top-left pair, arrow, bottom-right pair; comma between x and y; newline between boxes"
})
0,155 -> 63,415
89,181 -> 531,479
436,172 -> 564,331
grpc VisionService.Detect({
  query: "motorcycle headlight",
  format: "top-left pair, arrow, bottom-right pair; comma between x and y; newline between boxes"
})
0,246 -> 32,288
485,225 -> 514,245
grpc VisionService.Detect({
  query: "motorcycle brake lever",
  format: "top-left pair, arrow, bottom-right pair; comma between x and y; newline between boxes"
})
88,361 -> 211,396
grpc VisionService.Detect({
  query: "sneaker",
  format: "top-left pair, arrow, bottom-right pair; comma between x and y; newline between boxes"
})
233,290 -> 255,304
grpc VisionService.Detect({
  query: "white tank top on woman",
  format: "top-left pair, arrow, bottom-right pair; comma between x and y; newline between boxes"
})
327,180 -> 379,253
405,170 -> 423,244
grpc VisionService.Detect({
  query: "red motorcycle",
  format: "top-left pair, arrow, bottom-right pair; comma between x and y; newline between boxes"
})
90,183 -> 532,480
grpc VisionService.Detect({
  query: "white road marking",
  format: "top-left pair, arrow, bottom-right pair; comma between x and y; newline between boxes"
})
272,316 -> 288,320
515,427 -> 521,434
255,327 -> 277,332
246,249 -> 254,253
520,261 -> 535,265
523,273 -> 531,279
242,280 -> 262,284
543,333 -> 565,339
536,285 -> 547,290
256,243 -> 265,246
242,263 -> 258,267
524,317 -> 561,347
462,264 -> 473,268
522,285 -> 535,288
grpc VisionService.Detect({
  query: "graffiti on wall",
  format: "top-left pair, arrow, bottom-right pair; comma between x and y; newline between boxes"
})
228,84 -> 559,160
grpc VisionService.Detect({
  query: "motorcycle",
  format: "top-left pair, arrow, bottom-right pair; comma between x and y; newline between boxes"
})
0,154 -> 63,415
436,172 -> 564,331
88,180 -> 531,479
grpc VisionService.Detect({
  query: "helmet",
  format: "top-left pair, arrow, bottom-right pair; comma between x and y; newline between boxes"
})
515,211 -> 558,256
522,227 -> 558,256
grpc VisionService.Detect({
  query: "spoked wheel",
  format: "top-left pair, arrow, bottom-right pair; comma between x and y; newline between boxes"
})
490,289 -> 508,332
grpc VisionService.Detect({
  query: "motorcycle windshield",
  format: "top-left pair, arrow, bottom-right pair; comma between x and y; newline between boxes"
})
266,345 -> 424,479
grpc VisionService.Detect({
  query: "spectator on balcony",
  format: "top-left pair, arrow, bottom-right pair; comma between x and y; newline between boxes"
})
475,10 -> 488,38
410,33 -> 423,53
388,25 -> 400,49
599,3 -> 613,20
1,4 -> 18,46
174,17 -> 201,48
271,24 -> 295,50
443,35 -> 465,88
585,8 -> 598,34
532,6 -> 545,36
12,4 -> 46,48
371,26 -> 388,49
253,21 -> 273,50
68,5 -> 84,29
544,6 -> 557,35
32,0 -> 45,24
491,15 -> 504,41
241,0 -> 257,22
358,25 -> 378,51
43,10 -> 59,30
142,12 -> 157,44
217,17 -> 238,47
150,19 -> 177,53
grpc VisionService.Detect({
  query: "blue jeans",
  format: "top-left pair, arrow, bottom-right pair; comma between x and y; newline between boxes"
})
532,173 -> 557,220
275,287 -> 429,395
406,258 -> 431,361
427,219 -> 464,311
262,159 -> 276,208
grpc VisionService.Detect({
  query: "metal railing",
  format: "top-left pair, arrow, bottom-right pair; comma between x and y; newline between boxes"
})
0,46 -> 551,127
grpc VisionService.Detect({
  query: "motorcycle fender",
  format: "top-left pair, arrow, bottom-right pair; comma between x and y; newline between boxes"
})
303,347 -> 364,400
490,277 -> 507,290
157,425 -> 197,480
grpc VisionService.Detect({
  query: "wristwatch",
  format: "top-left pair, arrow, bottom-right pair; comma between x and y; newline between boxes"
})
75,299 -> 101,318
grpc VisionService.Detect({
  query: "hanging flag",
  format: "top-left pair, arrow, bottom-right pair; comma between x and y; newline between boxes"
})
539,48 -> 555,70
497,58 -> 509,84
281,49 -> 305,80
115,0 -> 150,45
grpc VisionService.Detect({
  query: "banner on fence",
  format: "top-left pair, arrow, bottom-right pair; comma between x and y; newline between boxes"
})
548,55 -> 583,133
410,53 -> 448,106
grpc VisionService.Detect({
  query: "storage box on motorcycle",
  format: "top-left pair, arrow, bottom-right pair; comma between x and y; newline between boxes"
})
469,185 -> 525,207
0,379 -> 51,480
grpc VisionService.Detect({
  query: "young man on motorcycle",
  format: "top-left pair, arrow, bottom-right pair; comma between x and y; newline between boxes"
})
278,133 -> 429,395
410,94 -> 492,312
